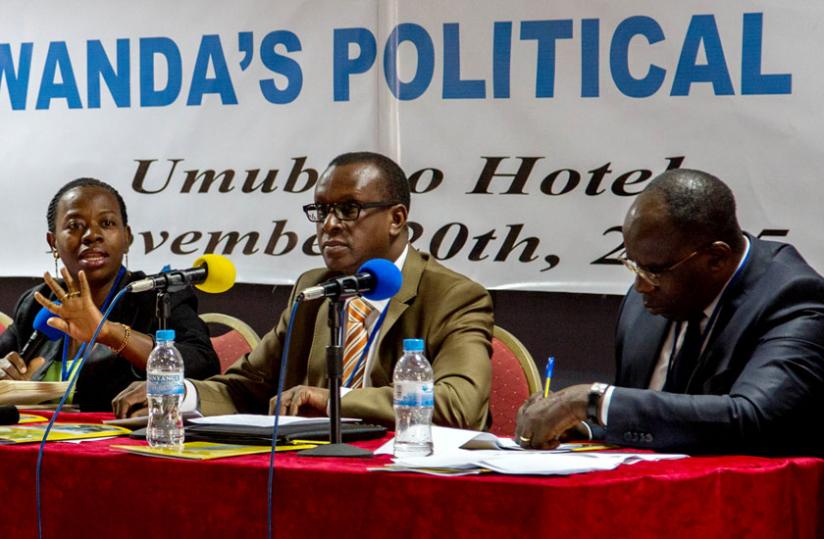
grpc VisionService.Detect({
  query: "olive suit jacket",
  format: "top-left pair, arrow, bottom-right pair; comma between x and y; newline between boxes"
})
192,248 -> 493,430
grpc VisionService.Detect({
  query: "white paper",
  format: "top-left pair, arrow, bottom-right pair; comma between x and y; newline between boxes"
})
189,414 -> 360,428
375,426 -> 520,455
375,426 -> 688,476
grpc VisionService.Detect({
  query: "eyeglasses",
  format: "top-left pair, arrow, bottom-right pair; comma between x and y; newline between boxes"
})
619,245 -> 714,287
302,201 -> 398,223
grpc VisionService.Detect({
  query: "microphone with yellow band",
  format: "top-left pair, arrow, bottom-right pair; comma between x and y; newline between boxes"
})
126,254 -> 236,294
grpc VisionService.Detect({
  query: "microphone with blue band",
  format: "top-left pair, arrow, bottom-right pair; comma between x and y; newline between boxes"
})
20,306 -> 65,362
297,258 -> 403,302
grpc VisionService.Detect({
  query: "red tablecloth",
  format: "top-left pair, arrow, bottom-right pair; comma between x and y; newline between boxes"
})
1,411 -> 823,538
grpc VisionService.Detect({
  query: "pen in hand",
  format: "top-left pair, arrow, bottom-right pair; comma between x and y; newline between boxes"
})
544,356 -> 555,398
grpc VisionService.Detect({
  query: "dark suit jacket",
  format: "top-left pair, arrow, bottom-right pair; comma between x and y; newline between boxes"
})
193,248 -> 493,430
608,234 -> 824,454
0,271 -> 219,411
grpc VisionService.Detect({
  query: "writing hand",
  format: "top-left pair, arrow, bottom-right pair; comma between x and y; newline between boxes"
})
514,384 -> 591,449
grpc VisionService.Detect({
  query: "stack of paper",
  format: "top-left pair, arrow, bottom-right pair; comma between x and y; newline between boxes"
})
373,427 -> 687,477
0,380 -> 70,405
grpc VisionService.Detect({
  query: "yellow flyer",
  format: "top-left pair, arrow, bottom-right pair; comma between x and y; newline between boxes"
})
0,423 -> 131,444
18,413 -> 48,424
111,441 -> 317,460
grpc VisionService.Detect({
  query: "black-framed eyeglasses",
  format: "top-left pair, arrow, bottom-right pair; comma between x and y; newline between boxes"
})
619,242 -> 725,287
302,201 -> 398,223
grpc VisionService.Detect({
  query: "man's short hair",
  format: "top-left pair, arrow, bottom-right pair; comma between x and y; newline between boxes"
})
644,169 -> 744,250
328,152 -> 411,210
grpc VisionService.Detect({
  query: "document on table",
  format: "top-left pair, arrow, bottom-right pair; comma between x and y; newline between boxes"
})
375,426 -> 523,455
188,414 -> 361,428
373,426 -> 687,476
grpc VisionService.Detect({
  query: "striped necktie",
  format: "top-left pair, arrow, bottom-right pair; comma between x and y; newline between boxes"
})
342,297 -> 373,388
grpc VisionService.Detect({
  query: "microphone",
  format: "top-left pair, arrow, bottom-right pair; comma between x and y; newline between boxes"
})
0,405 -> 20,425
126,254 -> 236,294
298,258 -> 403,302
20,306 -> 64,362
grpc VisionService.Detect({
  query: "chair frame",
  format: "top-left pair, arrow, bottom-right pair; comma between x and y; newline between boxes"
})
199,312 -> 261,349
492,325 -> 541,394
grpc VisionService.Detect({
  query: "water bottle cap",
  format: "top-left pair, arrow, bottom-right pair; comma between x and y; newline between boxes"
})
403,338 -> 424,352
155,329 -> 176,342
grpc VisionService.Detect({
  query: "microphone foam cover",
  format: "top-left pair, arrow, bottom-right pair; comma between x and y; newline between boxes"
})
193,254 -> 236,294
0,405 -> 20,425
33,305 -> 64,341
358,258 -> 402,301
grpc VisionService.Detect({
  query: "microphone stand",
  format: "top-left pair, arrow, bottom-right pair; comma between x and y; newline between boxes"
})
155,291 -> 171,330
300,296 -> 371,457
154,280 -> 191,329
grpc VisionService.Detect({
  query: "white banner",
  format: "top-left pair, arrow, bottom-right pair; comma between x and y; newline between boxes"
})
1,0 -> 820,294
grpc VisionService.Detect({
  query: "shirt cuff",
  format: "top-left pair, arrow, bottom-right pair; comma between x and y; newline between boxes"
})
599,385 -> 615,427
579,421 -> 593,440
180,379 -> 199,413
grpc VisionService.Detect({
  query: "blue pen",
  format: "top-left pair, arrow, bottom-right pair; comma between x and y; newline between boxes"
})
544,356 -> 555,397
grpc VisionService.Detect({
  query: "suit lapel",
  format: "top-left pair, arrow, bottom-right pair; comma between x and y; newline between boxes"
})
688,233 -> 763,389
305,298 -> 332,385
368,247 -> 421,386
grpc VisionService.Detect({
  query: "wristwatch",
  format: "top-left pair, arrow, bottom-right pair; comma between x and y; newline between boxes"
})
587,383 -> 609,426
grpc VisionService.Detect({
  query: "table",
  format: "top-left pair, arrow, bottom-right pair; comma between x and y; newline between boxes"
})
1,411 -> 823,538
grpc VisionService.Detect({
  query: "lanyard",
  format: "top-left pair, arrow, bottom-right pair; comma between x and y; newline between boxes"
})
59,266 -> 127,381
667,243 -> 752,371
342,303 -> 390,388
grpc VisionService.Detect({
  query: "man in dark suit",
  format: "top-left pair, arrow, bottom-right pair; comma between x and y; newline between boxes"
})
114,151 -> 493,429
516,169 -> 824,454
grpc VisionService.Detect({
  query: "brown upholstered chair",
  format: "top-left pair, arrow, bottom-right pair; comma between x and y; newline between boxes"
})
488,325 -> 541,436
199,313 -> 261,373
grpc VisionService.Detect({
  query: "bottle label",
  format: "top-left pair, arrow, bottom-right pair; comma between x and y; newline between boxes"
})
393,381 -> 434,407
147,372 -> 184,396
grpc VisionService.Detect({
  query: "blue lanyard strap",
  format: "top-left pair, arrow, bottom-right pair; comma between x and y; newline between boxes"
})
60,266 -> 127,381
343,302 -> 390,388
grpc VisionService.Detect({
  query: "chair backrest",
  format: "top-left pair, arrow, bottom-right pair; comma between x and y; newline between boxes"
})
488,325 -> 541,436
0,311 -> 12,334
199,313 -> 261,373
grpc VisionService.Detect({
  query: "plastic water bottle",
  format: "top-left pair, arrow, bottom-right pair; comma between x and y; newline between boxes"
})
393,338 -> 434,457
146,329 -> 185,448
